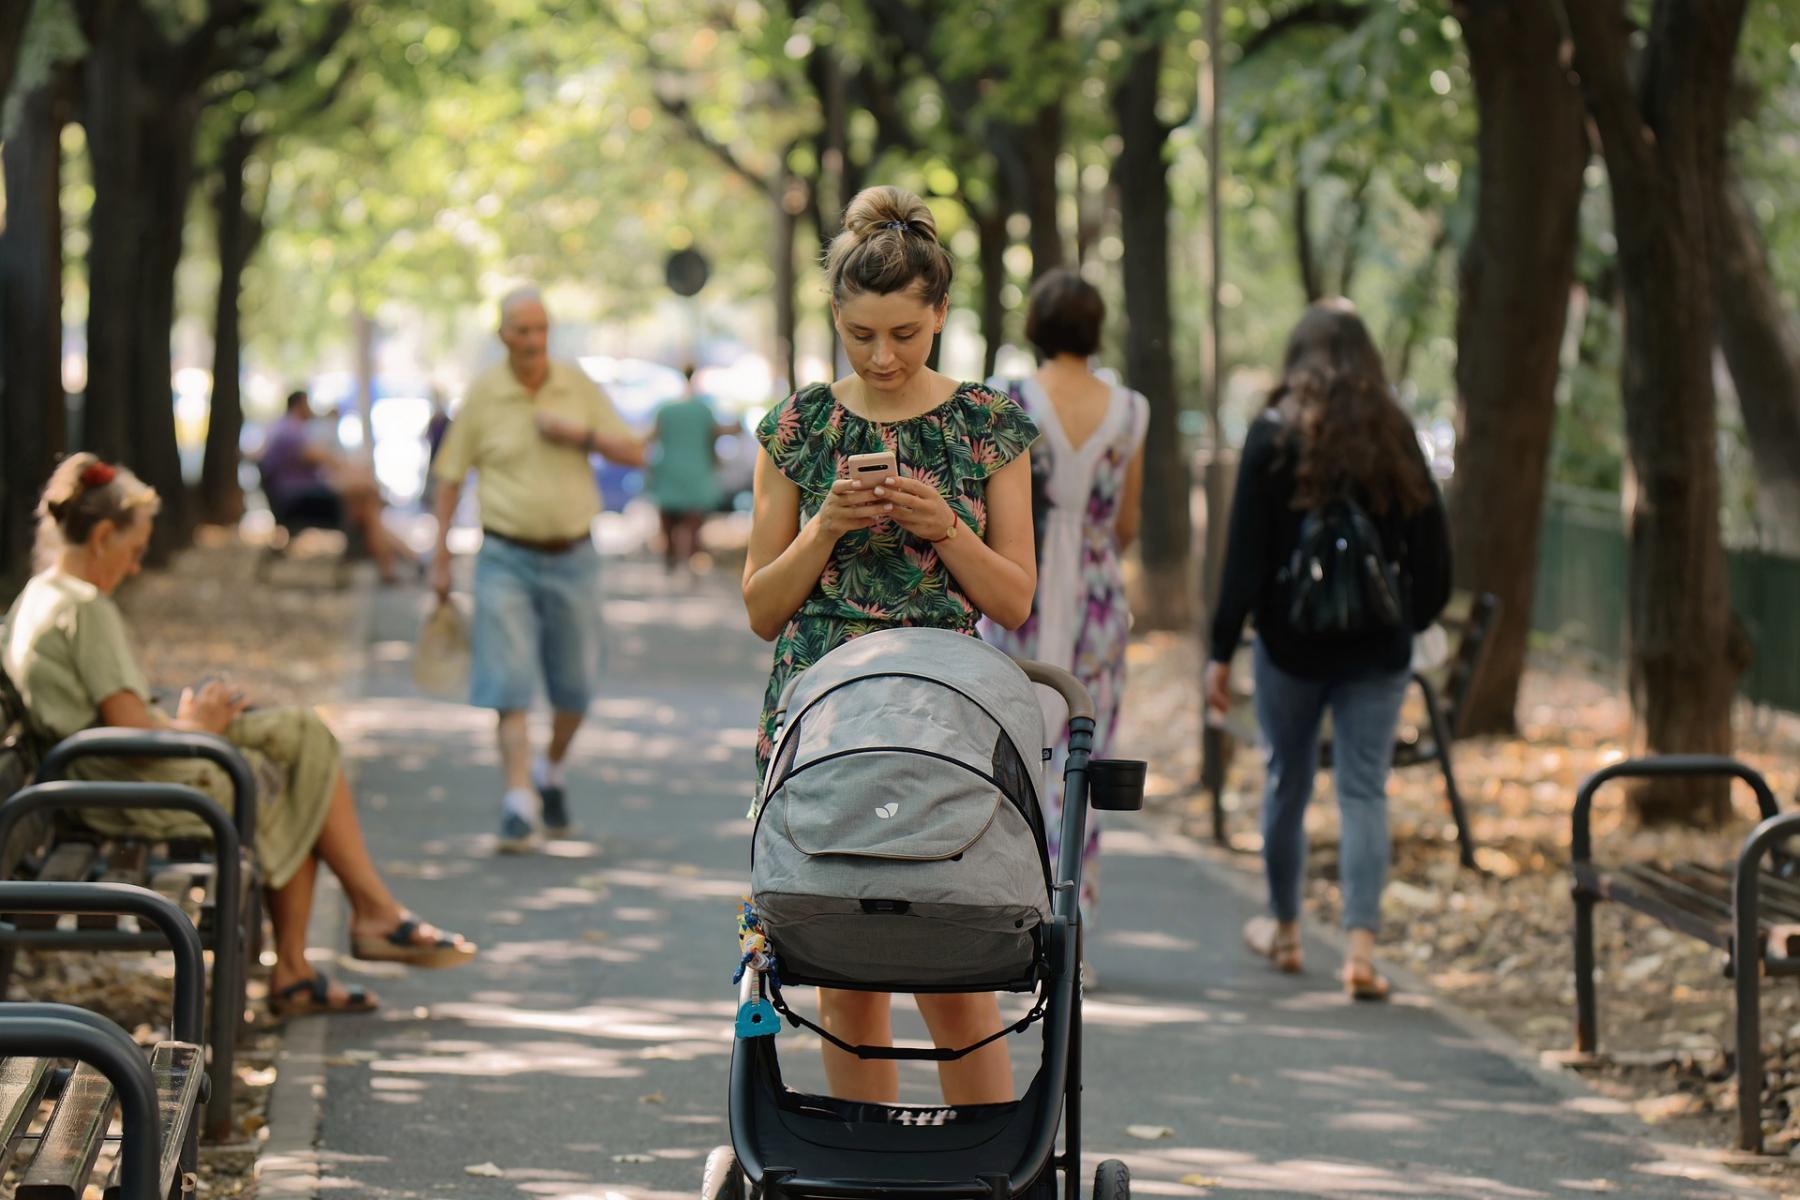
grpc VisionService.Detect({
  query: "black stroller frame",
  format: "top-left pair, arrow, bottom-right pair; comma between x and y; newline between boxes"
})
716,659 -> 1143,1200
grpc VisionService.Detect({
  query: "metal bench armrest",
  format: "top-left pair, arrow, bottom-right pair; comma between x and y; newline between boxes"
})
0,1010 -> 160,1200
1571,755 -> 1779,865
0,881 -> 205,1043
36,729 -> 257,848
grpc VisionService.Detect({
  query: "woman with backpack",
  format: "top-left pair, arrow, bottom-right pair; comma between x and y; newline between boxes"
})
1205,299 -> 1451,1001
743,185 -> 1037,1104
981,268 -> 1147,934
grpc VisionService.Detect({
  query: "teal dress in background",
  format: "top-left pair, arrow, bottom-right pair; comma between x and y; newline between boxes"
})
648,396 -> 725,515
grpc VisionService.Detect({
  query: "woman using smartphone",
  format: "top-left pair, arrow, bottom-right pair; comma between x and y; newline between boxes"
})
743,185 -> 1038,1106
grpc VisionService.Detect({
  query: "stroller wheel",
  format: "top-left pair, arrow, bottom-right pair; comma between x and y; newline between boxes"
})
701,1145 -> 746,1200
1093,1160 -> 1130,1200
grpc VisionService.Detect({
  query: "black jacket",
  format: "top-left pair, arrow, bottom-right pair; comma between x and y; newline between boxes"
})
1209,409 -> 1452,680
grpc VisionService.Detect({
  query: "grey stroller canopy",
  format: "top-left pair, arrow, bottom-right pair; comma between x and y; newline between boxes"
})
752,627 -> 1055,990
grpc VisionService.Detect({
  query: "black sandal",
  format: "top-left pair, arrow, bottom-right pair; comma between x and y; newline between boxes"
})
270,970 -> 379,1019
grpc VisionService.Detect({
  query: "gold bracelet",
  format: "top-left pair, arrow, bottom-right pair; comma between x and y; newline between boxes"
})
930,517 -> 959,545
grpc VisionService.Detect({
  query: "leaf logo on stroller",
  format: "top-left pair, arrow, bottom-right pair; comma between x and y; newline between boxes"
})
874,802 -> 899,820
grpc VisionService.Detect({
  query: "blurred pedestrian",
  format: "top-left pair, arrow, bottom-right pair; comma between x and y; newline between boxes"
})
647,366 -> 730,575
1206,299 -> 1451,1001
980,268 -> 1147,931
260,389 -> 418,583
430,286 -> 645,853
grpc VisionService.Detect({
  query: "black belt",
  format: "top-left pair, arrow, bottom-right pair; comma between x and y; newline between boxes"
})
483,528 -> 585,555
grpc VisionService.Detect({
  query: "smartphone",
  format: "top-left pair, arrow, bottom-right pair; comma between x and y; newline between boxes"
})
844,450 -> 898,485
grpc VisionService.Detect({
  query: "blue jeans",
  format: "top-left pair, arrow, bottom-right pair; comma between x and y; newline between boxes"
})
1252,641 -> 1409,934
470,537 -> 603,714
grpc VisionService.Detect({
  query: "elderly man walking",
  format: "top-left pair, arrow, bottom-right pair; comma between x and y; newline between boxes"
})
431,287 -> 644,853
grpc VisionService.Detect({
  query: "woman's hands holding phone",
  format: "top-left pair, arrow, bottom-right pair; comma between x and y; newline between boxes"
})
874,476 -> 957,544
812,477 -> 894,540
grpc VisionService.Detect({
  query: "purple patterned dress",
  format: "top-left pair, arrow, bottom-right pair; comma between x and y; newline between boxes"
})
980,378 -> 1149,917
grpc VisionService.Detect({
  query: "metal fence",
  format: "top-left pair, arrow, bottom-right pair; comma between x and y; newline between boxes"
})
1532,488 -> 1800,713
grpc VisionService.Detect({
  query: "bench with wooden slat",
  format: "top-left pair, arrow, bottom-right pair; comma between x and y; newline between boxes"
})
1571,756 -> 1800,1156
8,845 -> 100,931
17,1059 -> 118,1199
0,1056 -> 54,1176
0,728 -> 262,1144
77,845 -> 151,931
102,1042 -> 201,1200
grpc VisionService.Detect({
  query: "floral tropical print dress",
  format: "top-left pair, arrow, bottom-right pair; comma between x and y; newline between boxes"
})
980,378 -> 1149,917
752,381 -> 1038,802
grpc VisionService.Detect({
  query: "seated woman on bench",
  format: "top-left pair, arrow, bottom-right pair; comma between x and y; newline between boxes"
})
1,454 -> 478,1017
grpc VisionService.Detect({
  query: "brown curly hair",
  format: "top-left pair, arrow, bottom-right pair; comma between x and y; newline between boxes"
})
1268,300 -> 1433,517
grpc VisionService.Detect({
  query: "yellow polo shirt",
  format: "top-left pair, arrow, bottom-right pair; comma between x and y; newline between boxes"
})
434,360 -> 632,541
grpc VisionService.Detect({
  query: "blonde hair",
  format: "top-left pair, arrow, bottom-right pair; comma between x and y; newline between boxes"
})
824,186 -> 954,305
35,453 -> 161,567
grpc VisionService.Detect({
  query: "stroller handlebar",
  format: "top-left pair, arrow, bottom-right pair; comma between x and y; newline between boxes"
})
1015,659 -> 1095,722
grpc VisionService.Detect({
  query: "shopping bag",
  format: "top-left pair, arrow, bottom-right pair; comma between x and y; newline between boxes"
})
412,597 -> 471,699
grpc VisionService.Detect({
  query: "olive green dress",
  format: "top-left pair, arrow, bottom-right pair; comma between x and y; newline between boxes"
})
1,571 -> 337,889
751,381 -> 1038,802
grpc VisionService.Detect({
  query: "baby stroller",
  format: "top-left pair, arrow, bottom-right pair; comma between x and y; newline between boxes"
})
703,627 -> 1146,1200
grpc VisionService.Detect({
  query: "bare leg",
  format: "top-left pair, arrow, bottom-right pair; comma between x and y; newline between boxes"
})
916,992 -> 1013,1105
309,769 -> 403,930
498,710 -> 533,792
266,853 -> 379,1005
547,709 -> 583,769
659,511 -> 679,573
266,854 -> 318,990
819,988 -> 899,1102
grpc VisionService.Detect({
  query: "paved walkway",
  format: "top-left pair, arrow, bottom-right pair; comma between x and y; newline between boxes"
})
282,552 -> 1757,1199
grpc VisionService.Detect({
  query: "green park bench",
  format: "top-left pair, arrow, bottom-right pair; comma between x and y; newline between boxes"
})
1571,756 -> 1800,1155
1199,591 -> 1501,869
0,881 -> 207,1199
0,677 -> 259,1143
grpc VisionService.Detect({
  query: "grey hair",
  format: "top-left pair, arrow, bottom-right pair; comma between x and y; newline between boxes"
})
498,285 -> 546,329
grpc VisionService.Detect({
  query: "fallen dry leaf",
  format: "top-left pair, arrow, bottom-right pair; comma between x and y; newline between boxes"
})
464,1162 -> 505,1178
1125,1124 -> 1173,1140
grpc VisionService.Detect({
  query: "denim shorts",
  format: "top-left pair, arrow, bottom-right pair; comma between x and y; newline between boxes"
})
469,536 -> 603,714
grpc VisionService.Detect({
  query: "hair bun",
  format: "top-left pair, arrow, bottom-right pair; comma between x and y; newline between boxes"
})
844,185 -> 939,245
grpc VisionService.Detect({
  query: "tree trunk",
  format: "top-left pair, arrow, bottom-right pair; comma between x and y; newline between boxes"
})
80,0 -> 146,467
0,67 -> 73,577
0,0 -> 31,104
199,122 -> 263,526
975,207 -> 1008,381
772,164 -> 804,391
1024,106 -> 1064,279
1449,0 -> 1589,736
81,0 -> 204,563
1714,168 -> 1800,553
1564,0 -> 1748,825
1293,180 -> 1322,302
1112,38 -> 1193,631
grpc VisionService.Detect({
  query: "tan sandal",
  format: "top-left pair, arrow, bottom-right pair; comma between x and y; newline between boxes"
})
1243,916 -> 1303,974
1343,958 -> 1391,1002
350,915 -> 478,968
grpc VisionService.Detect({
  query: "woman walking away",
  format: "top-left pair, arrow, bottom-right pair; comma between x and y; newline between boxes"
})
1205,299 -> 1450,1002
981,268 -> 1146,930
3,455 -> 478,1019
648,365 -> 728,575
743,184 -> 1037,1105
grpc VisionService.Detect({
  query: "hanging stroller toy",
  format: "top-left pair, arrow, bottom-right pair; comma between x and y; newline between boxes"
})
703,627 -> 1147,1200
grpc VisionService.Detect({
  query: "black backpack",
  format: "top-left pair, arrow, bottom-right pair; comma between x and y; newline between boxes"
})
1277,495 -> 1404,637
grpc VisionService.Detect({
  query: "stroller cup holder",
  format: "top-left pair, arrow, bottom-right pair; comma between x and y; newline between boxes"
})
1086,759 -> 1146,811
